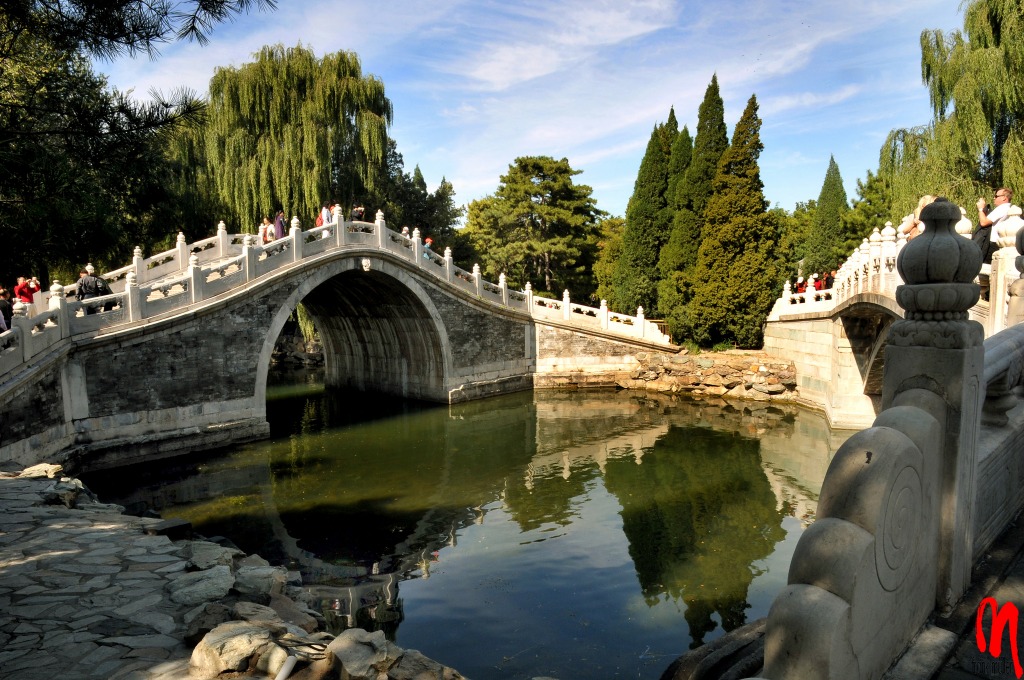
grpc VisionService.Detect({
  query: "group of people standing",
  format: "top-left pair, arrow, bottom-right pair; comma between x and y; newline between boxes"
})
258,210 -> 287,245
0,276 -> 43,331
793,271 -> 836,295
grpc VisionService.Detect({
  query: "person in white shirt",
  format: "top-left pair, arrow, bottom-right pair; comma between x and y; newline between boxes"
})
977,187 -> 1014,243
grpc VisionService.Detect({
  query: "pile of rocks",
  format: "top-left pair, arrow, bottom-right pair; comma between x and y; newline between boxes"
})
616,350 -> 798,401
0,463 -> 464,680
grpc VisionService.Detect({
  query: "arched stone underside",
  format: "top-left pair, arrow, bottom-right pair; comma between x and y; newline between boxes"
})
301,269 -> 447,401
838,306 -> 897,396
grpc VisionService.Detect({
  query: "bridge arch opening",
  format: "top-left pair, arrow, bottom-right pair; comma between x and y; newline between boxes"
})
287,268 -> 448,402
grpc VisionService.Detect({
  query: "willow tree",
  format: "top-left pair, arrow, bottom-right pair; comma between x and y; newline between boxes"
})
880,0 -> 1024,212
204,44 -> 392,228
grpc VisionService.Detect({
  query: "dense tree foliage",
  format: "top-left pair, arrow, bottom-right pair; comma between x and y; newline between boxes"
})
658,76 -> 729,279
611,113 -> 677,314
801,156 -> 849,275
683,95 -> 781,348
463,156 -> 605,299
839,170 -> 893,255
593,216 -> 625,304
203,44 -> 391,229
775,200 -> 816,278
880,0 -> 1023,214
0,1 -> 275,284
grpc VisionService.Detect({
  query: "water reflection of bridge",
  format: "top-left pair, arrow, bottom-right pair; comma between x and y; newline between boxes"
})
84,389 -> 843,644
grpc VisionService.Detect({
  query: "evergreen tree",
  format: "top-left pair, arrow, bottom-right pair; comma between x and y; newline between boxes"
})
659,75 -> 729,278
611,113 -> 676,315
880,0 -> 1023,213
667,126 -> 694,213
463,156 -> 605,299
594,217 -> 626,304
684,95 -> 780,348
802,156 -> 849,275
839,170 -> 893,254
204,44 -> 392,229
776,200 -> 816,277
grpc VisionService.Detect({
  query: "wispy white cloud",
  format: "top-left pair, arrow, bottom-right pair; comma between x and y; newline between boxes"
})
96,0 -> 963,216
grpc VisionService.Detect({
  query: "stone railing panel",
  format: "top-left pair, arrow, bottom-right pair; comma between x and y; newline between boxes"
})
0,329 -> 22,375
255,241 -> 292,277
140,279 -> 190,319
203,257 -> 246,299
450,265 -> 477,296
302,229 -> 335,258
142,247 -> 183,282
190,236 -> 222,265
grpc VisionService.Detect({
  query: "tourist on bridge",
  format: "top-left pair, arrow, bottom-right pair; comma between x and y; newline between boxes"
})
13,276 -> 41,304
825,270 -> 836,289
351,204 -> 365,221
76,268 -> 101,315
258,216 -> 272,244
794,276 -> 806,294
274,210 -> 286,240
977,187 -> 1014,244
0,289 -> 11,330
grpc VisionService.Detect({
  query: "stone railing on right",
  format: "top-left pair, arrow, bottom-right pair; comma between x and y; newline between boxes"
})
751,199 -> 986,679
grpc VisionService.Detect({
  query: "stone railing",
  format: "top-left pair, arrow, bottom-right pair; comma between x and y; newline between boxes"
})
0,209 -> 669,382
768,215 -> 1024,339
752,199 -> 1014,679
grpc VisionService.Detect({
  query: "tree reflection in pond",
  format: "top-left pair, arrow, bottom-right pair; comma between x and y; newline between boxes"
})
82,385 -> 845,680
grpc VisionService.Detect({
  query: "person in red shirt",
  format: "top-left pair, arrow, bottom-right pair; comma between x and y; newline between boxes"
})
13,276 -> 41,304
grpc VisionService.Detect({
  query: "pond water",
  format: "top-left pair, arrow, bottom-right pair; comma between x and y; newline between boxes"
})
83,378 -> 851,680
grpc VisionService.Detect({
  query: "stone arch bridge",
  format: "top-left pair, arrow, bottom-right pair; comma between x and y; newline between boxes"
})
0,213 -> 674,468
764,219 -> 1023,428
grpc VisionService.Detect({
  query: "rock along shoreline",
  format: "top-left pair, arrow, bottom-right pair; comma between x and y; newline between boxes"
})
0,462 -> 466,680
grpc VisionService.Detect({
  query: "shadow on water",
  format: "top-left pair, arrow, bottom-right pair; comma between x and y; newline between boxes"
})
81,374 -> 849,680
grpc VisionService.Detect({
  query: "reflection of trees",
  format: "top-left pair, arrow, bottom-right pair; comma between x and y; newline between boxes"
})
603,425 -> 786,648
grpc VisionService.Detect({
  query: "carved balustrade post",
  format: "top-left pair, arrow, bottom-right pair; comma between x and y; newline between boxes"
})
332,205 -> 343,248
869,227 -> 882,292
187,254 -> 203,304
47,282 -> 69,340
176,232 -> 188,272
290,216 -> 303,262
525,282 -> 534,313
885,198 -> 984,610
444,247 -> 454,282
124,272 -> 143,322
858,238 -> 870,294
132,246 -> 145,285
11,301 -> 31,362
881,222 -> 897,295
562,290 -> 571,321
472,264 -> 482,297
600,299 -> 609,329
1006,224 -> 1024,325
375,210 -> 387,250
412,228 -> 422,264
217,221 -> 229,257
636,306 -> 646,339
499,273 -> 508,305
242,234 -> 256,281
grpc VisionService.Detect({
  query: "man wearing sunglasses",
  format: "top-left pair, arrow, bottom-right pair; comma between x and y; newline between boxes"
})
977,187 -> 1014,235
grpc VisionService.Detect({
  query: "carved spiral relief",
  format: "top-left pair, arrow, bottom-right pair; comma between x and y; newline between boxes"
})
876,465 -> 922,592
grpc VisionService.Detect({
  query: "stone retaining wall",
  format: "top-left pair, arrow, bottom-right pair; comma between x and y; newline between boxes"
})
536,348 -> 800,403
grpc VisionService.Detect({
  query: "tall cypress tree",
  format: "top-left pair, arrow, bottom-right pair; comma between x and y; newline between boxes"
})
684,95 -> 780,348
611,110 -> 676,314
802,156 -> 849,274
658,75 -> 729,278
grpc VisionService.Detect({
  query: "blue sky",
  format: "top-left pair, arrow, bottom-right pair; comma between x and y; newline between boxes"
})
98,0 -> 963,219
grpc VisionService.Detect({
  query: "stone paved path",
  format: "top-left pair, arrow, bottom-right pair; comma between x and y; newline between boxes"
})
0,469 -> 194,680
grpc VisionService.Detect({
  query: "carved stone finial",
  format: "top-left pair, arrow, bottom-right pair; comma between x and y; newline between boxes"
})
291,216 -> 301,230
126,272 -> 137,286
177,232 -> 186,244
891,198 -> 984,348
472,263 -> 481,277
134,246 -> 143,258
189,254 -> 199,267
243,234 -> 253,247
217,221 -> 227,233
499,273 -> 506,287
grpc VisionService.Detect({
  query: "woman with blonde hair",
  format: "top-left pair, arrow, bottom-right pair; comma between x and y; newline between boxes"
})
899,194 -> 936,240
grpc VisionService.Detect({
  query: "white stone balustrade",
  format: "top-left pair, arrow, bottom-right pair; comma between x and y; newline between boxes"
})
768,217 -> 1022,339
0,213 -> 670,381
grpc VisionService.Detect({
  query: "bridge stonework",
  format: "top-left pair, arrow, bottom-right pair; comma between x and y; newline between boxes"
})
0,244 -> 673,470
